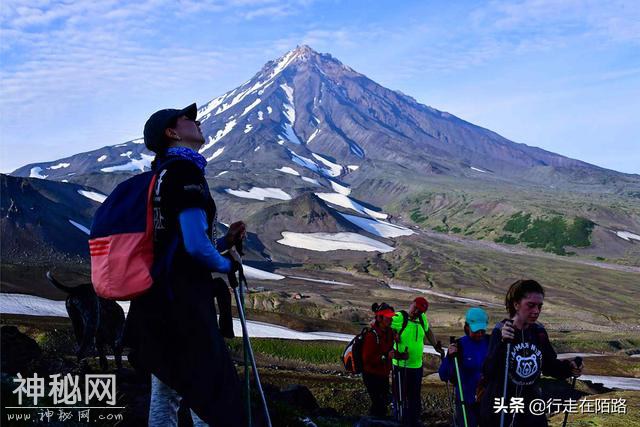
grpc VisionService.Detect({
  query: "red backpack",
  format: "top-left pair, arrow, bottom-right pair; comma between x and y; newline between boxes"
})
89,160 -> 175,300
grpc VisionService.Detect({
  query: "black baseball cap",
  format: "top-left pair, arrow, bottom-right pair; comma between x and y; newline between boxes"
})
143,103 -> 198,153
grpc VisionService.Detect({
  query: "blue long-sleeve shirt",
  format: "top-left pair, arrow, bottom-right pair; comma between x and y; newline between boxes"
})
179,208 -> 232,273
438,335 -> 489,404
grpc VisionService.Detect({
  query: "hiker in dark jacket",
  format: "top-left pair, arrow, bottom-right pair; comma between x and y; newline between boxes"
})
439,307 -> 490,427
124,103 -> 246,427
478,280 -> 583,427
362,302 -> 396,418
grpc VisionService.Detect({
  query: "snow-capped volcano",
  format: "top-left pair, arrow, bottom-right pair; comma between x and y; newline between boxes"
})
11,45 -> 639,195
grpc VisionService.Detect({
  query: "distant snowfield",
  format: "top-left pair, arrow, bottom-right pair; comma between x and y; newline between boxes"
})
301,177 -> 320,185
615,231 -> 640,242
68,220 -> 90,235
277,231 -> 394,253
225,187 -> 292,201
29,167 -> 48,179
329,180 -> 351,196
288,276 -> 353,287
387,283 -> 500,307
201,119 -> 237,153
207,147 -> 225,161
276,166 -> 300,176
100,153 -> 154,173
312,153 -> 342,177
315,192 -> 388,220
338,213 -> 413,238
243,265 -> 285,280
77,190 -> 107,203
97,155 -> 107,162
470,166 -> 487,173
49,162 -> 70,170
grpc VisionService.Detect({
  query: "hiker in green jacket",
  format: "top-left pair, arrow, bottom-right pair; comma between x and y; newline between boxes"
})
391,296 -> 444,426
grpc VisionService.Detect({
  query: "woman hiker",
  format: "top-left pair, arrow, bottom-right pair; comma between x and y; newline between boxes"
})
478,279 -> 583,427
124,103 -> 247,427
438,307 -> 490,427
362,302 -> 396,418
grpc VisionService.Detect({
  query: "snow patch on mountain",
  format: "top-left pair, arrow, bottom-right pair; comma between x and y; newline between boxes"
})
312,153 -> 342,177
78,190 -> 107,203
347,165 -> 359,171
267,106 -> 273,114
243,265 -> 285,281
277,232 -> 394,253
244,124 -> 253,133
120,151 -> 132,158
315,192 -> 388,219
329,180 -> 351,196
302,177 -> 320,185
338,213 -> 413,238
280,83 -> 302,145
289,151 -> 321,174
100,153 -> 154,172
49,163 -> 70,170
216,171 -> 228,177
200,119 -> 237,153
307,128 -> 320,143
206,147 -> 225,161
97,155 -> 107,162
132,138 -> 144,144
242,98 -> 261,116
230,160 -> 242,163
68,219 -> 90,235
276,166 -> 300,176
471,166 -> 487,173
225,187 -> 292,201
615,231 -> 640,242
257,111 -> 264,121
29,167 -> 48,179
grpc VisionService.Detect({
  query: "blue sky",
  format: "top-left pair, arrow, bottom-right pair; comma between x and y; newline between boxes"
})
1,0 -> 638,174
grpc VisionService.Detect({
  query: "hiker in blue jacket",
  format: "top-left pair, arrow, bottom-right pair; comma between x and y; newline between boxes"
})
124,103 -> 246,427
439,307 -> 490,427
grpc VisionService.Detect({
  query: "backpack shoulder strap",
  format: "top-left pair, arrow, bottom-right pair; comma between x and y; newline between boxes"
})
398,310 -> 409,338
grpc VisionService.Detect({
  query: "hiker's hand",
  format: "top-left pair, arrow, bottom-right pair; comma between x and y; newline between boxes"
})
569,360 -> 583,377
434,341 -> 445,358
225,221 -> 246,248
501,321 -> 515,342
395,351 -> 409,361
447,343 -> 458,357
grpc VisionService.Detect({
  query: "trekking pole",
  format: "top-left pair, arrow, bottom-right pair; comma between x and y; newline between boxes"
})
444,337 -> 457,427
450,336 -> 469,427
500,321 -> 513,427
229,249 -> 272,427
561,357 -> 582,427
240,271 -> 252,427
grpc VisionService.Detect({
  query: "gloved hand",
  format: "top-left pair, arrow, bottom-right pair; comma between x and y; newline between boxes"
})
226,260 -> 243,289
225,221 -> 246,253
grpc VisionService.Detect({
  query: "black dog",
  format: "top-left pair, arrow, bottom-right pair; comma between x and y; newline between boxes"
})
46,271 -> 125,371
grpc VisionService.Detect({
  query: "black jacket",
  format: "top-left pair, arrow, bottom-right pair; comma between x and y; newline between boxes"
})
124,158 -> 245,426
479,320 -> 572,427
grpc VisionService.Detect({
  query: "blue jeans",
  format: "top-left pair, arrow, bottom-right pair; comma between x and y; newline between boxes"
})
149,375 -> 208,427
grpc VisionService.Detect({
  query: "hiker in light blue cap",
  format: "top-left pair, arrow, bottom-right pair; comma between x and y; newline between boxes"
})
438,307 -> 489,427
